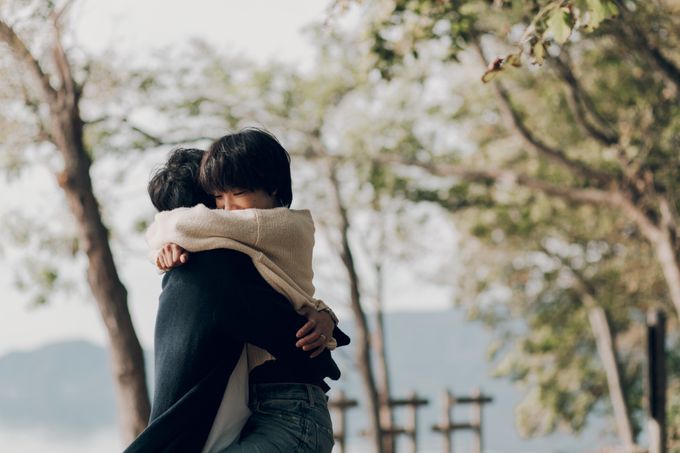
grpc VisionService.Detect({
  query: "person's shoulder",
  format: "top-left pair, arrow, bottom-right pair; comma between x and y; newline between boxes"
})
257,207 -> 312,220
187,249 -> 253,270
257,207 -> 314,234
162,249 -> 259,294
162,249 -> 250,280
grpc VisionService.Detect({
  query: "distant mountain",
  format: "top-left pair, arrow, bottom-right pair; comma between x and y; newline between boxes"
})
0,311 -> 618,452
0,340 -> 118,432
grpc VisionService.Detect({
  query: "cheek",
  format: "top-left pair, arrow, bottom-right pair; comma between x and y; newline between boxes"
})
253,193 -> 275,209
237,196 -> 257,209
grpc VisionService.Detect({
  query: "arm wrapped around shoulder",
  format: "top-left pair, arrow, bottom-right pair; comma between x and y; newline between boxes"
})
145,204 -> 260,252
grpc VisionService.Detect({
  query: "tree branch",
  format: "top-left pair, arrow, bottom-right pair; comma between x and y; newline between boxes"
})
83,115 -> 108,125
123,120 -> 214,147
51,10 -> 76,101
19,81 -> 53,142
53,0 -> 76,24
378,154 -> 624,207
612,0 -> 680,95
551,56 -> 618,146
472,39 -> 616,186
549,55 -> 652,198
0,17 -> 57,104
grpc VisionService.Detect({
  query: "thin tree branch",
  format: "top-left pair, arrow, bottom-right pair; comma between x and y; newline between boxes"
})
53,0 -> 76,23
612,0 -> 680,95
123,120 -> 214,147
0,17 -> 57,104
75,60 -> 92,99
83,115 -> 108,125
549,56 -> 653,201
379,154 -> 624,207
51,11 -> 76,101
551,56 -> 618,146
472,38 -> 616,186
658,195 -> 679,253
19,81 -> 53,142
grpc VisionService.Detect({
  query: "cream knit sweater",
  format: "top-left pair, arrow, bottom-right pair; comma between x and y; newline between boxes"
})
145,204 -> 336,346
145,204 -> 337,453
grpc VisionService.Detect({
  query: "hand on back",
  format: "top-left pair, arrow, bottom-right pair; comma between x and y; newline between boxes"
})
156,243 -> 189,271
295,306 -> 336,358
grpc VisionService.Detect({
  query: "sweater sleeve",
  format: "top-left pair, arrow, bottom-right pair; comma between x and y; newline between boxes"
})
145,204 -> 260,252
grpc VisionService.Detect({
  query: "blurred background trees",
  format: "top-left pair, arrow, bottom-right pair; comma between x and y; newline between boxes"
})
347,0 -> 680,450
1,0 -> 678,451
0,0 -> 150,441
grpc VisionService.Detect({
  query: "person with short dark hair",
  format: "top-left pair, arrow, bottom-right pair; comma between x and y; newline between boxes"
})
130,133 -> 346,453
199,127 -> 293,208
147,147 -> 216,212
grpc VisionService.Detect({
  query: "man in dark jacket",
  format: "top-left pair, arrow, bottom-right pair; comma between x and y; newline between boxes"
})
125,148 -> 347,452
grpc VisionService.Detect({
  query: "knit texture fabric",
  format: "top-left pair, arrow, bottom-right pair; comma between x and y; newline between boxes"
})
146,205 -> 333,318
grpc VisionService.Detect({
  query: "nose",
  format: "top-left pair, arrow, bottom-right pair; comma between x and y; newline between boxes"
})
220,194 -> 239,211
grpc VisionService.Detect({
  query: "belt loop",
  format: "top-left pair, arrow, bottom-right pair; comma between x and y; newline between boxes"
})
307,384 -> 315,407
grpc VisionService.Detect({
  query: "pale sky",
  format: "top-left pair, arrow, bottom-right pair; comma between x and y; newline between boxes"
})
0,0 -> 457,356
73,0 -> 333,66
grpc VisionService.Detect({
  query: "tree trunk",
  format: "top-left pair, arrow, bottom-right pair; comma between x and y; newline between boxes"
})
50,93 -> 151,442
551,256 -> 637,450
0,16 -> 151,442
374,262 -> 395,453
650,232 -> 680,322
329,162 -> 385,453
580,291 -> 637,451
620,199 -> 680,322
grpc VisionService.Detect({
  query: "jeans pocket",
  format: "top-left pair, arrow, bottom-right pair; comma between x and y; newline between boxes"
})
314,421 -> 335,453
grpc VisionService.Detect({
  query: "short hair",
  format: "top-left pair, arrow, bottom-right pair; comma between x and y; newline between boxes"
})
148,148 -> 216,212
199,128 -> 293,207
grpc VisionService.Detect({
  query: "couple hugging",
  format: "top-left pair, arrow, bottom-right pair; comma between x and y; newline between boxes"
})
125,128 -> 350,453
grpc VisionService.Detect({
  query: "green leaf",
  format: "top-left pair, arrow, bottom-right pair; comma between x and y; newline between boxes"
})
507,52 -> 522,68
532,41 -> 545,65
547,8 -> 573,44
580,0 -> 618,29
586,0 -> 607,28
605,1 -> 618,16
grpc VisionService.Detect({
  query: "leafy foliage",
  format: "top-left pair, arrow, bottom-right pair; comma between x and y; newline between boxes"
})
342,0 -> 680,444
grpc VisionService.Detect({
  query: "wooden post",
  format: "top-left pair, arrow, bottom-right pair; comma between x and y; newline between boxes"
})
647,310 -> 667,453
431,389 -> 454,453
329,390 -> 358,453
472,388 -> 483,453
432,389 -> 493,453
445,389 -> 454,453
381,392 -> 429,453
407,391 -> 419,453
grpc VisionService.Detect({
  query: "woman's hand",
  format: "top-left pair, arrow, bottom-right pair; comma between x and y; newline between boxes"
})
156,243 -> 189,271
295,306 -> 335,358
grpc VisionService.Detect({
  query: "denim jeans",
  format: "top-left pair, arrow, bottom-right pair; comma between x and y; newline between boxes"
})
219,383 -> 335,453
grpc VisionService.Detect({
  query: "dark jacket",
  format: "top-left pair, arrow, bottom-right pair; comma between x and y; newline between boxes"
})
124,249 -> 349,452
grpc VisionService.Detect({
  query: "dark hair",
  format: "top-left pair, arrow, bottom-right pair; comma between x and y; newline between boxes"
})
199,128 -> 293,207
148,148 -> 216,211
